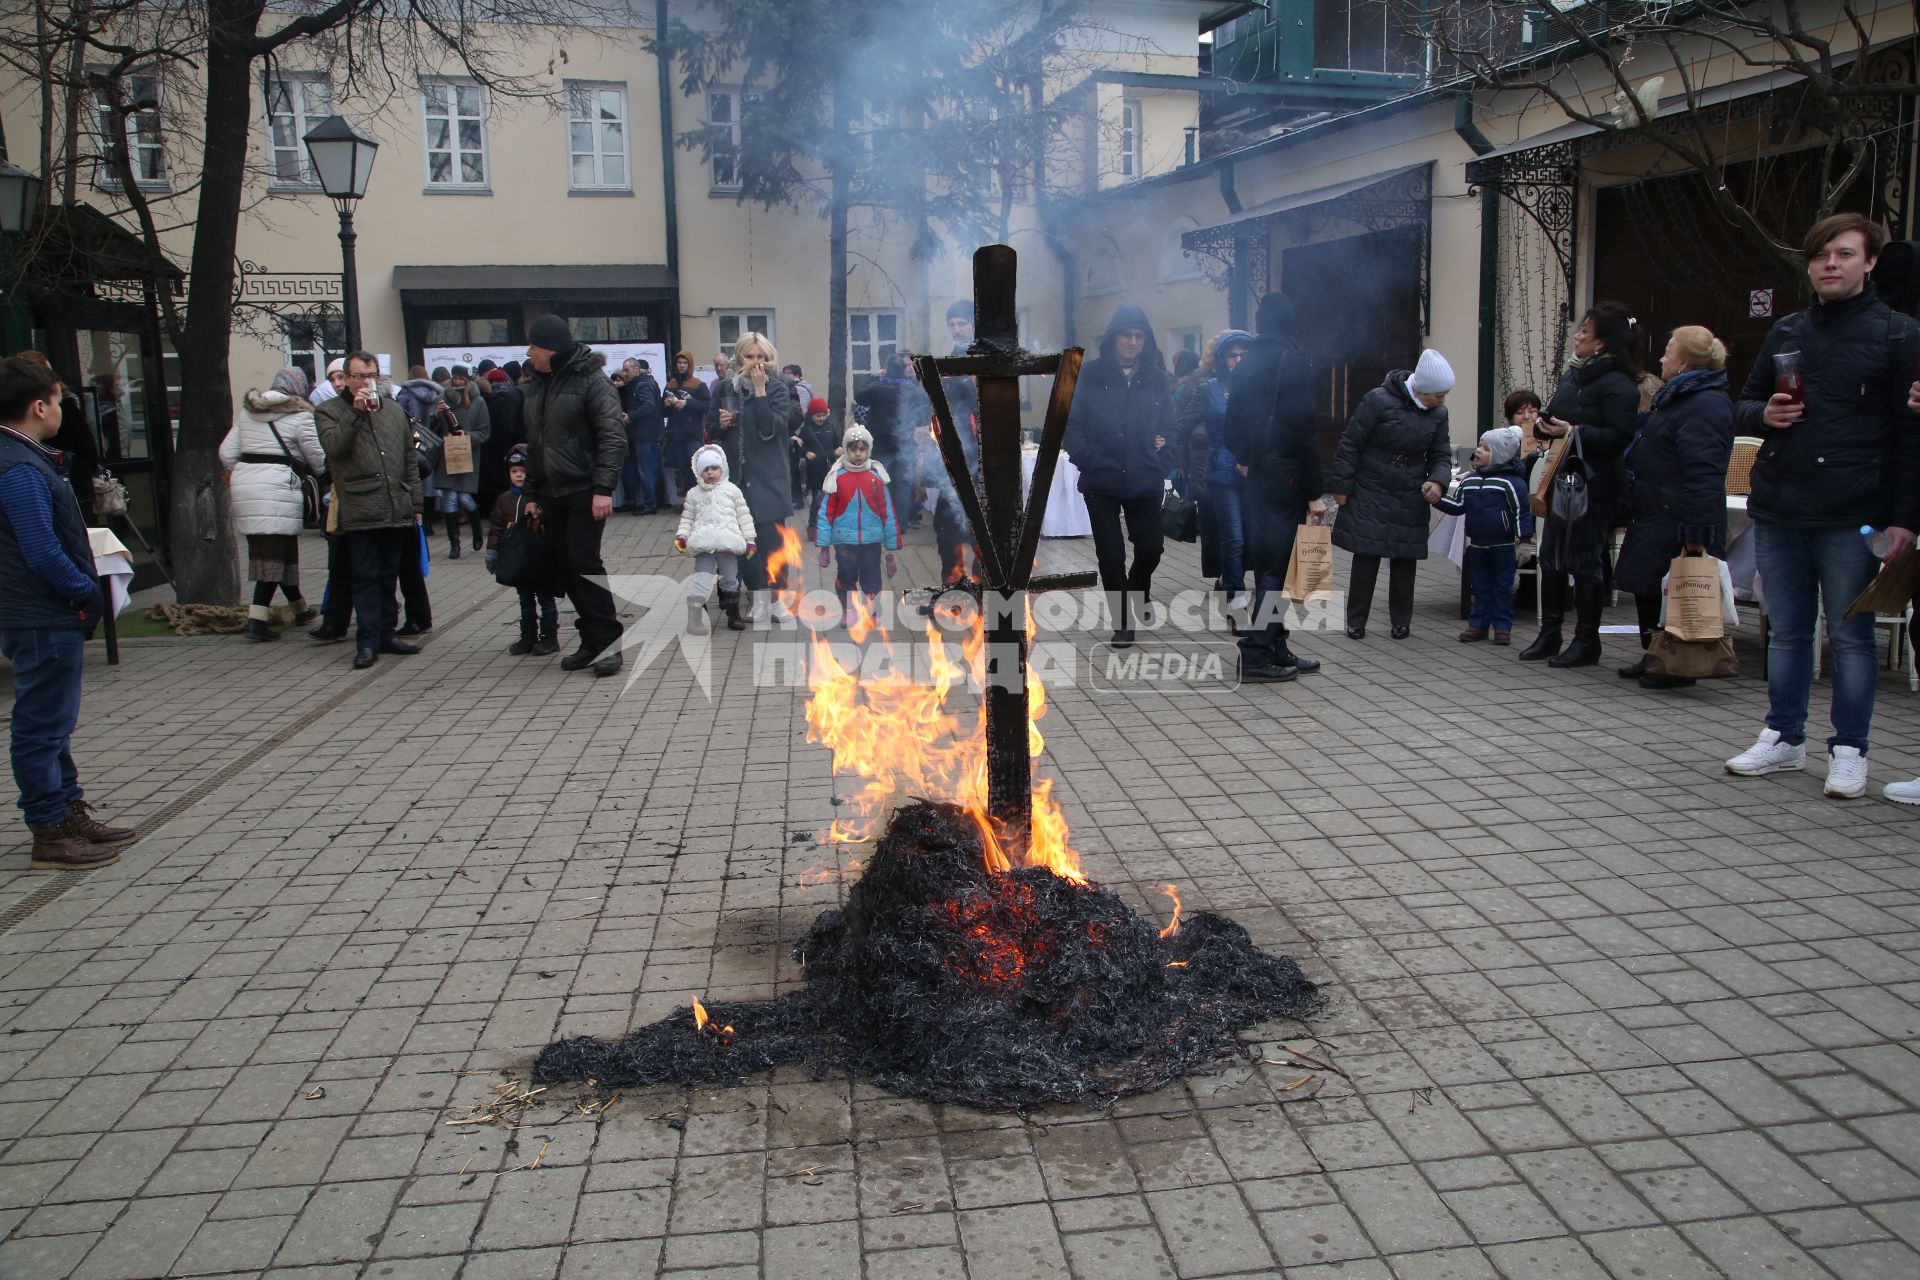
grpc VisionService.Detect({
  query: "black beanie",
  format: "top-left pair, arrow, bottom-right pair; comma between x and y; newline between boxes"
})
1254,291 -> 1296,338
528,314 -> 573,351
946,299 -> 974,323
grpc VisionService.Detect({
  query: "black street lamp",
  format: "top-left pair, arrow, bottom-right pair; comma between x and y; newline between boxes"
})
0,155 -> 45,236
0,154 -> 46,356
301,115 -> 378,354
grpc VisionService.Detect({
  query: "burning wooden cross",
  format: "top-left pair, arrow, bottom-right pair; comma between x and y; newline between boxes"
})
912,245 -> 1093,846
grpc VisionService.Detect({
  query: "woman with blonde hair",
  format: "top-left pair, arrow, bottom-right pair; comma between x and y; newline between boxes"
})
1613,324 -> 1735,689
1176,328 -> 1254,608
705,332 -> 798,611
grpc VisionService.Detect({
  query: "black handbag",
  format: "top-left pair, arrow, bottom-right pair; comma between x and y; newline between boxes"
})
1549,426 -> 1591,524
1161,472 -> 1199,543
494,501 -> 561,592
265,420 -> 324,528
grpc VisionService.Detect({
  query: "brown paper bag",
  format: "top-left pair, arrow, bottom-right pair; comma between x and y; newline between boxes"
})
1285,523 -> 1334,603
1644,631 -> 1738,680
1528,434 -> 1568,518
1664,554 -> 1725,641
324,484 -> 339,533
441,432 -> 475,475
1845,551 -> 1920,620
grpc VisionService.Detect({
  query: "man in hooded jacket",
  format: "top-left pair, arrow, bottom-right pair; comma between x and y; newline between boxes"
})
1063,303 -> 1179,647
1224,293 -> 1327,681
520,315 -> 629,676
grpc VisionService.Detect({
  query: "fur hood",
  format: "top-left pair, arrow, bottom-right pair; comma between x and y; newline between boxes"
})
243,388 -> 308,417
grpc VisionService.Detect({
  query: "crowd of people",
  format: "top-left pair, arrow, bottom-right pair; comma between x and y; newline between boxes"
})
6,214 -> 1920,870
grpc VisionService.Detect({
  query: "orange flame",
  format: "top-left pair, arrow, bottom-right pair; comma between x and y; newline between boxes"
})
1158,885 -> 1182,939
767,523 -> 805,609
802,599 -> 1082,884
691,995 -> 709,1033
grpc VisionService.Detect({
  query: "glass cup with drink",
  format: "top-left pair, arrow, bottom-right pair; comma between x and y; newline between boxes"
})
1773,350 -> 1805,412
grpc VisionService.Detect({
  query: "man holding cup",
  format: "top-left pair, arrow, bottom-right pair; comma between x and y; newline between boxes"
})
1724,214 -> 1920,799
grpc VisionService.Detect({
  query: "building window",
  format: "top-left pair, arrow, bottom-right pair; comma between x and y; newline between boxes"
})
714,311 -> 773,359
1119,99 -> 1142,179
422,81 -> 488,188
708,91 -> 749,191
848,310 -> 901,375
567,83 -> 629,190
265,75 -> 332,187
283,314 -> 346,384
92,71 -> 167,188
567,315 -> 650,342
1159,216 -> 1204,282
423,317 -> 509,346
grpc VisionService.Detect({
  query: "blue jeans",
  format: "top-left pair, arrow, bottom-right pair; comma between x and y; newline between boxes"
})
1212,485 -> 1246,594
435,490 -> 476,516
1754,523 -> 1879,751
1466,544 -> 1518,631
2,628 -> 86,828
620,440 -> 661,511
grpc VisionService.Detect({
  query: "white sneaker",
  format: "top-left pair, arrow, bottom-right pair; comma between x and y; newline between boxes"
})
1824,747 -> 1868,798
1725,729 -> 1807,777
1883,777 -> 1920,805
747,599 -> 769,623
1228,592 -> 1251,611
770,597 -> 795,623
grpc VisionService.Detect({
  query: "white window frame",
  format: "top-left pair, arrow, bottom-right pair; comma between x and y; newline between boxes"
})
282,314 -> 346,384
1119,98 -> 1142,179
566,81 -> 630,191
420,79 -> 490,190
714,310 -> 775,360
847,309 -> 903,375
264,74 -> 332,188
707,90 -> 750,192
91,70 -> 168,190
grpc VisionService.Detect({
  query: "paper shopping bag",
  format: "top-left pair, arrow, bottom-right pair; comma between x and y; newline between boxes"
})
1528,434 -> 1568,519
1285,523 -> 1335,603
1663,553 -> 1725,641
441,432 -> 475,475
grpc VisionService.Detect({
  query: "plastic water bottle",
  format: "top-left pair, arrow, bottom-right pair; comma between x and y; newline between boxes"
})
1862,525 -> 1898,558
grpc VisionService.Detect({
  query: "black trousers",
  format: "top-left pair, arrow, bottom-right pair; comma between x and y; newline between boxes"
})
1083,489 -> 1164,632
1237,498 -> 1300,668
398,526 -> 431,628
1347,554 -> 1416,631
543,492 -> 622,654
1634,591 -> 1662,646
344,527 -> 409,647
323,532 -> 352,630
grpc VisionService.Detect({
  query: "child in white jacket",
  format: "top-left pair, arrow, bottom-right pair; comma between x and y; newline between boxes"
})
675,443 -> 757,632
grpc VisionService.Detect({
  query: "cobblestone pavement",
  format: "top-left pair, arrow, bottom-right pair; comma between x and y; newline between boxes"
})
1,512 -> 1918,1279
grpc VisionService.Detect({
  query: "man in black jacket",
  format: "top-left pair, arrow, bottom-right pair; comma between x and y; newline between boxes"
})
616,358 -> 663,514
1224,292 -> 1327,682
522,315 -> 629,676
1725,214 -> 1920,799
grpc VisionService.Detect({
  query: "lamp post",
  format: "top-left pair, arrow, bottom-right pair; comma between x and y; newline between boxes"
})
0,154 -> 47,356
301,115 -> 378,355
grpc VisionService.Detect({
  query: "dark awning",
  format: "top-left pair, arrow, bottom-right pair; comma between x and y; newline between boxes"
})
392,263 -> 677,304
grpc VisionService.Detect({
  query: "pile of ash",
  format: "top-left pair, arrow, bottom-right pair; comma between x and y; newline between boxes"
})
535,802 -> 1321,1110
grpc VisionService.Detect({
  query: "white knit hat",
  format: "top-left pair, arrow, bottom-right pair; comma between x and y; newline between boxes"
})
1407,349 -> 1456,397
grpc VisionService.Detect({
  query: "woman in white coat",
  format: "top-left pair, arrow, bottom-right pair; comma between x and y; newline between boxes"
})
221,367 -> 329,641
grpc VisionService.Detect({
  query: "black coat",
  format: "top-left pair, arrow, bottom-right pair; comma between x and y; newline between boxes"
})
1736,283 -> 1920,531
1327,370 -> 1451,560
621,373 -> 663,444
854,377 -> 929,472
520,345 -> 628,500
1614,368 -> 1736,598
1223,332 -> 1321,572
1545,354 -> 1639,520
705,374 -> 795,524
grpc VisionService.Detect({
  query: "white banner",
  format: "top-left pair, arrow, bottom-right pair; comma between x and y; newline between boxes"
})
422,342 -> 669,379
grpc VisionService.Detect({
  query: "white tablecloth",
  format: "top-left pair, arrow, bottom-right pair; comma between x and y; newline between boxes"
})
88,528 -> 133,618
1020,448 -> 1092,537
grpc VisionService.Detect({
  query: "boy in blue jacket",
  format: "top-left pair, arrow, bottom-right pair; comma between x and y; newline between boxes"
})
0,357 -> 134,869
1434,425 -> 1532,645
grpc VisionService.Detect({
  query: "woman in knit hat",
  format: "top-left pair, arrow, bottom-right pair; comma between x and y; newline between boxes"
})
220,367 -> 329,641
1328,348 -> 1457,639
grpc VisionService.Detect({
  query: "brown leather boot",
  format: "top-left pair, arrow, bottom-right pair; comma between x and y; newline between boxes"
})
29,821 -> 120,871
68,801 -> 136,846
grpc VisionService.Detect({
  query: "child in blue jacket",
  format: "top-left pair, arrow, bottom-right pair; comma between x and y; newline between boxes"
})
1434,425 -> 1532,644
815,424 -> 898,626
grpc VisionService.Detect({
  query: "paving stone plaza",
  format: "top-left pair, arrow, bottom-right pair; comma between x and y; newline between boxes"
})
2,518 -> 1919,1280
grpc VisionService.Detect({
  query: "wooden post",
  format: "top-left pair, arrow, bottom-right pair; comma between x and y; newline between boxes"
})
914,246 -> 1088,856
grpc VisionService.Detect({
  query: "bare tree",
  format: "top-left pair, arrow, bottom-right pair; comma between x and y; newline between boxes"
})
1408,0 -> 1916,273
2,0 -> 625,602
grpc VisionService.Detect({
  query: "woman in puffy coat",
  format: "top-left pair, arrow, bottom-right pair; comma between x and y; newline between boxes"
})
1064,303 -> 1180,648
1520,301 -> 1642,667
432,367 -> 491,558
220,367 -> 329,642
704,332 -> 796,612
1613,325 -> 1735,690
1328,349 -> 1456,639
1176,329 -> 1253,608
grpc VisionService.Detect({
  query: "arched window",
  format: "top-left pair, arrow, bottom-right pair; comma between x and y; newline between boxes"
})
1083,238 -> 1122,297
1159,216 -> 1203,282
